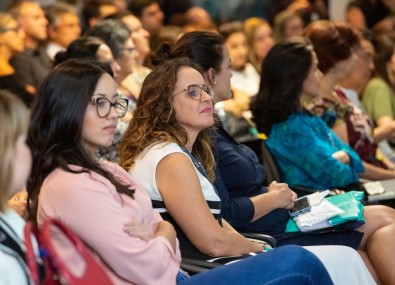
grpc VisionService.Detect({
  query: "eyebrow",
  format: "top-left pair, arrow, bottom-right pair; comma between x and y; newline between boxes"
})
92,93 -> 119,99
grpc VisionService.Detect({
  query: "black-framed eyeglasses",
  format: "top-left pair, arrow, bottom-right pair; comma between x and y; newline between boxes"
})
173,84 -> 214,100
90,97 -> 129,118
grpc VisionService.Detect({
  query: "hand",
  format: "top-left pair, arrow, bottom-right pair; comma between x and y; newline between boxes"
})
267,181 -> 297,210
7,191 -> 28,219
332,150 -> 350,164
123,219 -> 155,241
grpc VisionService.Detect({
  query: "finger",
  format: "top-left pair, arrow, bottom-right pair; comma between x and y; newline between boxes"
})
285,201 -> 295,210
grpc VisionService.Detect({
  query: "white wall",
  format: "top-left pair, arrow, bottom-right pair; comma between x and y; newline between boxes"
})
328,0 -> 352,22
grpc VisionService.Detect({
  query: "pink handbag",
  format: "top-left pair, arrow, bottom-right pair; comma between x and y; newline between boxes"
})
24,218 -> 113,285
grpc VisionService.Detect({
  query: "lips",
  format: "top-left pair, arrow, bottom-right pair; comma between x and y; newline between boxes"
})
103,124 -> 117,132
200,107 -> 212,113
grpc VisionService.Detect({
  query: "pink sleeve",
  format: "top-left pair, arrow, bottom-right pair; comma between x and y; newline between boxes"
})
38,170 -> 180,285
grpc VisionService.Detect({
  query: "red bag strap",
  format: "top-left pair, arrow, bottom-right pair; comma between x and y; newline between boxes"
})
41,218 -> 113,285
24,222 -> 40,285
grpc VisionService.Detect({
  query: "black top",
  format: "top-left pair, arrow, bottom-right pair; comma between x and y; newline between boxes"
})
9,47 -> 52,97
0,74 -> 35,107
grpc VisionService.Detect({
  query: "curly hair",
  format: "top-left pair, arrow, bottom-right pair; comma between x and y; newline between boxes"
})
304,20 -> 359,74
252,39 -> 313,135
120,57 -> 216,181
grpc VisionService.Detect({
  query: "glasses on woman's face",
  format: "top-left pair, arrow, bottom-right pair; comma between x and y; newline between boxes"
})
173,84 -> 214,100
90,97 -> 129,118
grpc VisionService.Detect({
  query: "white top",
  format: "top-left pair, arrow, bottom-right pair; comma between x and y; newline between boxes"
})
0,208 -> 37,285
130,142 -> 221,215
231,62 -> 260,97
46,42 -> 65,61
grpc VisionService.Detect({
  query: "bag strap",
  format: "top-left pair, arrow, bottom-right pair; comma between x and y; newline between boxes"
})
41,218 -> 113,285
24,222 -> 44,285
179,146 -> 223,226
179,146 -> 211,180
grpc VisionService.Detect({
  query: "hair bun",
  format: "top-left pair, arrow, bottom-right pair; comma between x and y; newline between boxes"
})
151,42 -> 173,67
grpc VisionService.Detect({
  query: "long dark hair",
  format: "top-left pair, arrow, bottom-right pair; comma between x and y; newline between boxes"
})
54,36 -> 105,66
27,58 -> 134,220
252,40 -> 313,135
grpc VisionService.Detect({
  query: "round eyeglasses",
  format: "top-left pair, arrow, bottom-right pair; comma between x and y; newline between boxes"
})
90,97 -> 129,118
173,84 -> 214,100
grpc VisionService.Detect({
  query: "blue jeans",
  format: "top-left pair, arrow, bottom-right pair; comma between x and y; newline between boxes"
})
177,245 -> 333,285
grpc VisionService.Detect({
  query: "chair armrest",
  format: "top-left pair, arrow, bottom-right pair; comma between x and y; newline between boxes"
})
180,261 -> 210,275
240,232 -> 277,248
180,258 -> 222,275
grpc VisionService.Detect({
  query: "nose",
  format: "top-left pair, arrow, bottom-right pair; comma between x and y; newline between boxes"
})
112,61 -> 121,76
143,29 -> 150,38
369,59 -> 375,71
19,29 -> 26,39
108,103 -> 121,119
201,89 -> 214,102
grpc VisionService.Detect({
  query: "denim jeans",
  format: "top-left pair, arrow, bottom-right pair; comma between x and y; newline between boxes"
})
177,245 -> 333,285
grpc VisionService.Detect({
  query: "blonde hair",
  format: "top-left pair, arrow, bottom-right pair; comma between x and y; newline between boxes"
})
244,17 -> 271,73
120,58 -> 216,181
273,10 -> 303,43
0,13 -> 16,31
0,91 -> 29,211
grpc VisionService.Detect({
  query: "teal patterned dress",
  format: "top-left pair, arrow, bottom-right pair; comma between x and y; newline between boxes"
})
266,112 -> 364,189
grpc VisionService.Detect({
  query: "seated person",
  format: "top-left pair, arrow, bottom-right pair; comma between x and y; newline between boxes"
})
0,91 -> 41,284
363,44 -> 395,142
252,39 -> 395,284
120,55 -> 376,284
27,58 -> 334,285
0,13 -> 34,107
304,21 -> 395,180
54,36 -> 127,163
160,30 -> 390,284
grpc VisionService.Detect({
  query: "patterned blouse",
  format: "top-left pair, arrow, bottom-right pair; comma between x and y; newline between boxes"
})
306,89 -> 387,169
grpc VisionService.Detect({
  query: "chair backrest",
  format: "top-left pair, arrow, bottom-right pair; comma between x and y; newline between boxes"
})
261,140 -> 320,196
261,140 -> 281,184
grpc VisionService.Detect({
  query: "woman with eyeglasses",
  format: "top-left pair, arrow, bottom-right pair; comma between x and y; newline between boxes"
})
0,13 -> 33,107
120,32 -> 376,285
26,58 -> 334,285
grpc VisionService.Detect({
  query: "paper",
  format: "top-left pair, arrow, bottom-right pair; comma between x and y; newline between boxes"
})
363,181 -> 385,195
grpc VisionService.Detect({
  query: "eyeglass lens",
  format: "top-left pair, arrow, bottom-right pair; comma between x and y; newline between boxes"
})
94,98 -> 128,118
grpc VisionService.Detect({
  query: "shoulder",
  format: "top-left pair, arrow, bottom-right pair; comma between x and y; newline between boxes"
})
245,63 -> 260,76
365,77 -> 391,90
141,142 -> 186,161
269,113 -> 321,143
41,165 -> 118,202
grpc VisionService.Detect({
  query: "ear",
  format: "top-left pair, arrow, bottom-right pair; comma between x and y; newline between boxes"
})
206,67 -> 216,87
